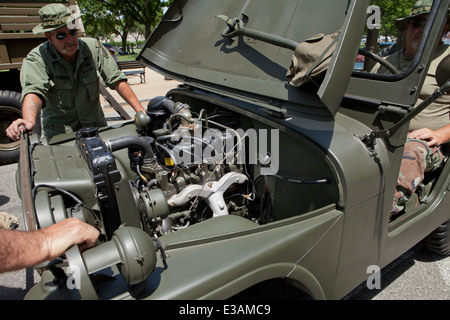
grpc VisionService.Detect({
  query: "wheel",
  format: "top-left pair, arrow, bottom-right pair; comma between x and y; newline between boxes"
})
0,90 -> 22,165
423,219 -> 450,256
357,48 -> 400,74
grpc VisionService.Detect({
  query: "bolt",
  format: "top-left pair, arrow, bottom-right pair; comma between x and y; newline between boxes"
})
135,255 -> 145,264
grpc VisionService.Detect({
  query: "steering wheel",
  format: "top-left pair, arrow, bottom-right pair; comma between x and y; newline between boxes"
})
358,48 -> 400,74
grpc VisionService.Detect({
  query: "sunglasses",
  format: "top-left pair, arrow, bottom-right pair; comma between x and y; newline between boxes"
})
53,29 -> 78,40
411,16 -> 427,29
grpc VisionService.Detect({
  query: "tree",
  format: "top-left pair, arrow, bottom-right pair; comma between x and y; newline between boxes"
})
117,0 -> 173,39
371,0 -> 417,39
77,1 -> 114,40
78,0 -> 135,51
130,23 -> 146,47
78,0 -> 172,49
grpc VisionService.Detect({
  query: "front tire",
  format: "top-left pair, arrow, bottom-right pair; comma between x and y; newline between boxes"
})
423,219 -> 450,256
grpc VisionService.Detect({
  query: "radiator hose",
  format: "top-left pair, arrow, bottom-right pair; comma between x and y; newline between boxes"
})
108,135 -> 155,159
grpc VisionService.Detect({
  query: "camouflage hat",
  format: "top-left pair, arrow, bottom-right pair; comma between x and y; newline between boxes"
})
395,0 -> 434,31
33,3 -> 83,35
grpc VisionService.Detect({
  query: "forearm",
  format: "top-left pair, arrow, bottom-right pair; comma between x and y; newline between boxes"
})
22,93 -> 43,127
0,230 -> 48,273
435,123 -> 450,145
113,80 -> 145,113
0,218 -> 99,273
408,123 -> 450,147
5,93 -> 43,141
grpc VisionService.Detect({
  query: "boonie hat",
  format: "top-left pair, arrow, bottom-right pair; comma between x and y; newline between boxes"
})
395,0 -> 448,31
33,3 -> 83,35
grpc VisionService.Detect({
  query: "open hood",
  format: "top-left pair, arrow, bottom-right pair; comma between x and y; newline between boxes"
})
138,0 -> 366,116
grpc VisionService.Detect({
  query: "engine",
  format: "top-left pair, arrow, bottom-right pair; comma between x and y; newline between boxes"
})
64,97 -> 253,240
28,95 -> 334,295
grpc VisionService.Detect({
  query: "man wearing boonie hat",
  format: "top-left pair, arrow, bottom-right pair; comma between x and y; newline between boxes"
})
373,0 -> 450,219
6,3 -> 147,142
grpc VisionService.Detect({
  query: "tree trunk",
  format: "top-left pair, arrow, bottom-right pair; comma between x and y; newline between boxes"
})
145,24 -> 152,40
122,30 -> 129,53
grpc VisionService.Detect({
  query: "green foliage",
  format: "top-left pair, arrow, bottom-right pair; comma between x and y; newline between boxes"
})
371,0 -> 417,36
116,49 -> 142,62
77,0 -> 173,49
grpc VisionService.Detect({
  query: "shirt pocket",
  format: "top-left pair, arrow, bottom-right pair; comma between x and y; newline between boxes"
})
81,69 -> 100,102
48,78 -> 73,110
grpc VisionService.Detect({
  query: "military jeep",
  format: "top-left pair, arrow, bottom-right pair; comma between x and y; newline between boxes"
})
19,0 -> 449,300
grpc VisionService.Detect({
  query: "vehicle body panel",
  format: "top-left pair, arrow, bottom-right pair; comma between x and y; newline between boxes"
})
139,0 -> 352,115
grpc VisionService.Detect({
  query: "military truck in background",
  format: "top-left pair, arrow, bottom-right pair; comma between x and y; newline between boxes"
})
0,0 -> 80,165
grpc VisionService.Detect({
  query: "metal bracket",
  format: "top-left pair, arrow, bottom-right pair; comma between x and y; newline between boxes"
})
355,133 -> 377,157
355,129 -> 389,157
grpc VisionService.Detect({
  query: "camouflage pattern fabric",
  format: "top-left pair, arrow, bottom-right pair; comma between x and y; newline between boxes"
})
392,138 -> 445,215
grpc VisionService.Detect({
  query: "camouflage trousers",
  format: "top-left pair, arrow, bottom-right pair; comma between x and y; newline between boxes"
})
392,138 -> 445,215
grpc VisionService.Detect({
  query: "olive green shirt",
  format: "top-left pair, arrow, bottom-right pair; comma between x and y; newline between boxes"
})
374,44 -> 450,131
20,37 -> 127,140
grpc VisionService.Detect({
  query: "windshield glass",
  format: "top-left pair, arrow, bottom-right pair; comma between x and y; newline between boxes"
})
352,0 -> 448,80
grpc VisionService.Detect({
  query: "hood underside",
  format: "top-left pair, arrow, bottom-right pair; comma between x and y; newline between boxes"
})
139,0 -> 365,115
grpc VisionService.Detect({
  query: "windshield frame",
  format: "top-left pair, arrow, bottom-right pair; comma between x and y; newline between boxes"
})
351,0 -> 444,82
343,0 -> 449,109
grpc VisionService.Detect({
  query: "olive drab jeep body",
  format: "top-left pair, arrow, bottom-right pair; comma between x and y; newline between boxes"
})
18,0 -> 449,300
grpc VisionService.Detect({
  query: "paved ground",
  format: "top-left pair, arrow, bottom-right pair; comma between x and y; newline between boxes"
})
101,67 -> 181,118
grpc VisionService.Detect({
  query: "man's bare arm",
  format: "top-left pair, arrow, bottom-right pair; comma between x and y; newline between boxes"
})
6,93 -> 43,141
113,80 -> 146,113
24,93 -> 43,121
0,218 -> 99,274
408,123 -> 450,147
